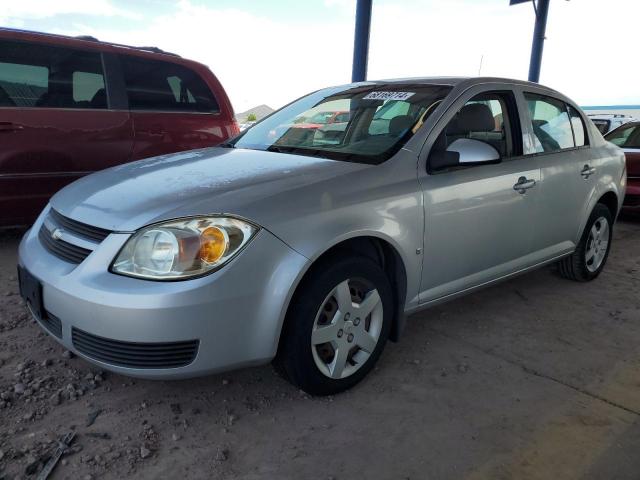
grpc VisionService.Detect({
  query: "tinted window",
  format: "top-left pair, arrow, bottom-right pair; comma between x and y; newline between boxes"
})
568,106 -> 587,146
590,119 -> 610,135
0,39 -> 106,109
606,124 -> 640,148
525,93 -> 574,152
121,57 -> 219,113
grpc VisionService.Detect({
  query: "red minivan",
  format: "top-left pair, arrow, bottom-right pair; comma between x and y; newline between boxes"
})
0,28 -> 239,227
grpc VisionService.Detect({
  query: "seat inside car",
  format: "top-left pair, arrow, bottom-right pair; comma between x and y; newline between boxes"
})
389,114 -> 415,136
446,103 -> 506,157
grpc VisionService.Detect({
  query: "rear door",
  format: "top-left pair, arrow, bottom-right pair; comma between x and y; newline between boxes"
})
0,38 -> 133,226
520,91 -> 595,257
119,56 -> 230,160
419,86 -> 541,303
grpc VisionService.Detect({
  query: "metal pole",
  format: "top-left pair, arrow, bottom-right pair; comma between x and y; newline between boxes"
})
351,0 -> 372,82
528,0 -> 550,83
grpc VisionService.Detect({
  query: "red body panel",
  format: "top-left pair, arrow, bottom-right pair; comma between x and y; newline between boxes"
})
0,28 -> 238,226
623,149 -> 640,210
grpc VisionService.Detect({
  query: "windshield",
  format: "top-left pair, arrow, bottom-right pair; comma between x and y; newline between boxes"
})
605,123 -> 640,148
308,111 -> 335,124
229,84 -> 453,164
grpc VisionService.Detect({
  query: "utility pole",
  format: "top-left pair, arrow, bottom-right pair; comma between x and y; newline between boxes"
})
510,0 -> 551,83
351,0 -> 372,82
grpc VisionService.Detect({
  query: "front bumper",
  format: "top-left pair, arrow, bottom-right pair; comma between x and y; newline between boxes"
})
18,207 -> 309,379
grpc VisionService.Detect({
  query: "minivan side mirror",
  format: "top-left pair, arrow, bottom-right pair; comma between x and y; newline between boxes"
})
429,138 -> 500,171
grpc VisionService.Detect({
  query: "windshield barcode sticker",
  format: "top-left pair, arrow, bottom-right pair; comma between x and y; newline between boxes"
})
363,91 -> 415,101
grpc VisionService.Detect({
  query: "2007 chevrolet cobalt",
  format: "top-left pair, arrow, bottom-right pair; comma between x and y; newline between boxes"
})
18,77 -> 626,395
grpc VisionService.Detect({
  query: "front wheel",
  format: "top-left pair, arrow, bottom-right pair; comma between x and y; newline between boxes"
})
276,256 -> 393,395
558,203 -> 613,281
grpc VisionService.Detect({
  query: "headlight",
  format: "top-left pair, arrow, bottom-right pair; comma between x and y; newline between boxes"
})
111,217 -> 258,280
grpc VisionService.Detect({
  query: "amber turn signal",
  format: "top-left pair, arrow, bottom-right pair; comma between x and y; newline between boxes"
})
199,226 -> 228,263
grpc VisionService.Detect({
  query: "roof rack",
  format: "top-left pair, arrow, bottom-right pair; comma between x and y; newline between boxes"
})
0,27 -> 180,57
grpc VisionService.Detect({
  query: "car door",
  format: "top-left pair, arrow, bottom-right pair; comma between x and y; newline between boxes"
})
418,86 -> 541,303
520,91 -> 594,257
0,38 -> 133,226
118,55 -> 230,160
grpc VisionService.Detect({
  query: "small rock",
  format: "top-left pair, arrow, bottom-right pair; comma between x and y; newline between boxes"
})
171,433 -> 181,441
215,448 -> 229,462
140,446 -> 151,459
42,358 -> 53,367
23,411 -> 34,421
457,363 -> 469,374
50,391 -> 61,406
14,383 -> 26,395
62,350 -> 75,360
227,414 -> 237,426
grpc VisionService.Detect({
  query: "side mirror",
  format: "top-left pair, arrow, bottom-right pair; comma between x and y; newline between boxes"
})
429,138 -> 500,171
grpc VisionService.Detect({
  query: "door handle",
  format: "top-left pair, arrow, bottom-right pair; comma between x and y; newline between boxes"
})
513,176 -> 536,194
0,122 -> 24,132
581,165 -> 596,178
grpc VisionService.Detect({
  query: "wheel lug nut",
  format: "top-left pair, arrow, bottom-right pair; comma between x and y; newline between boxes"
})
354,317 -> 360,326
344,313 -> 350,321
347,333 -> 354,343
337,329 -> 343,338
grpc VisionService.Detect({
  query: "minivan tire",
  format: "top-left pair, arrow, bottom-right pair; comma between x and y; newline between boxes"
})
558,203 -> 613,282
276,256 -> 393,396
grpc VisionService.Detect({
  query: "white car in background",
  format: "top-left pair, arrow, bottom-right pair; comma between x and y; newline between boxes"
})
588,114 -> 635,135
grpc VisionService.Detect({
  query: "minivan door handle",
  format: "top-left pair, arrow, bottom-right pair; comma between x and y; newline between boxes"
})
513,176 -> 536,194
581,164 -> 596,178
0,122 -> 24,132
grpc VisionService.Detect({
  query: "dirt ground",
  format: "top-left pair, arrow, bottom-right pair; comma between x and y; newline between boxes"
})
0,218 -> 639,480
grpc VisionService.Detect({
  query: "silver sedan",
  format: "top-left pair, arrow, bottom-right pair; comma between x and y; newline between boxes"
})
18,77 -> 626,395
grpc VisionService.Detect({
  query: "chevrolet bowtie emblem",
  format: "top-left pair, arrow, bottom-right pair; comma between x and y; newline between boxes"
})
51,228 -> 64,240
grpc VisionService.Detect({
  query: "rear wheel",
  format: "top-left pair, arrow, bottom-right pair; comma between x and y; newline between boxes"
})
276,256 -> 393,395
558,203 -> 613,281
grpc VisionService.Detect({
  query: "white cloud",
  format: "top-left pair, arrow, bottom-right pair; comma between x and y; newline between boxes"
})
10,0 -> 640,111
1,0 -> 138,20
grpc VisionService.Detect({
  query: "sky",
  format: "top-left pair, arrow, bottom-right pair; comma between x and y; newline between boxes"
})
2,0 -> 639,113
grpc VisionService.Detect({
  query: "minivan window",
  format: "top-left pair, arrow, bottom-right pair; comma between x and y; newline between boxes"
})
121,57 -> 219,113
0,39 -> 106,109
567,105 -> 587,147
525,93 -> 574,153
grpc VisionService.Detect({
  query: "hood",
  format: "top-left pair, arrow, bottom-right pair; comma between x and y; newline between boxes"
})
51,147 -> 367,231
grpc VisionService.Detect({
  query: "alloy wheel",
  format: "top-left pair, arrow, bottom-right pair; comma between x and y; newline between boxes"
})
311,278 -> 384,379
585,216 -> 609,273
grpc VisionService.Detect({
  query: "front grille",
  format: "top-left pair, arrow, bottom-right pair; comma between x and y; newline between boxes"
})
38,226 -> 92,264
49,209 -> 111,242
72,328 -> 199,369
37,311 -> 62,339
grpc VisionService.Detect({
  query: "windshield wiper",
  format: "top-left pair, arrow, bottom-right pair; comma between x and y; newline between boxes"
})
218,142 -> 235,148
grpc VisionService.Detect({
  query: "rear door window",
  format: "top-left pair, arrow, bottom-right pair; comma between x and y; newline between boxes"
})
0,39 -> 106,109
567,106 -> 587,147
524,93 -> 575,153
121,56 -> 219,113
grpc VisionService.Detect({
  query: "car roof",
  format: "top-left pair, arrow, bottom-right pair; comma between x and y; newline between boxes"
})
0,27 -> 182,60
337,76 -> 565,95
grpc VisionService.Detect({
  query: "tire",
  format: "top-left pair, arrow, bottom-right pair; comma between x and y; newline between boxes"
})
276,255 -> 393,395
558,203 -> 613,282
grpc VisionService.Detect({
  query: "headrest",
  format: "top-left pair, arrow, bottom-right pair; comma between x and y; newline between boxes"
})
447,103 -> 495,134
389,115 -> 414,136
